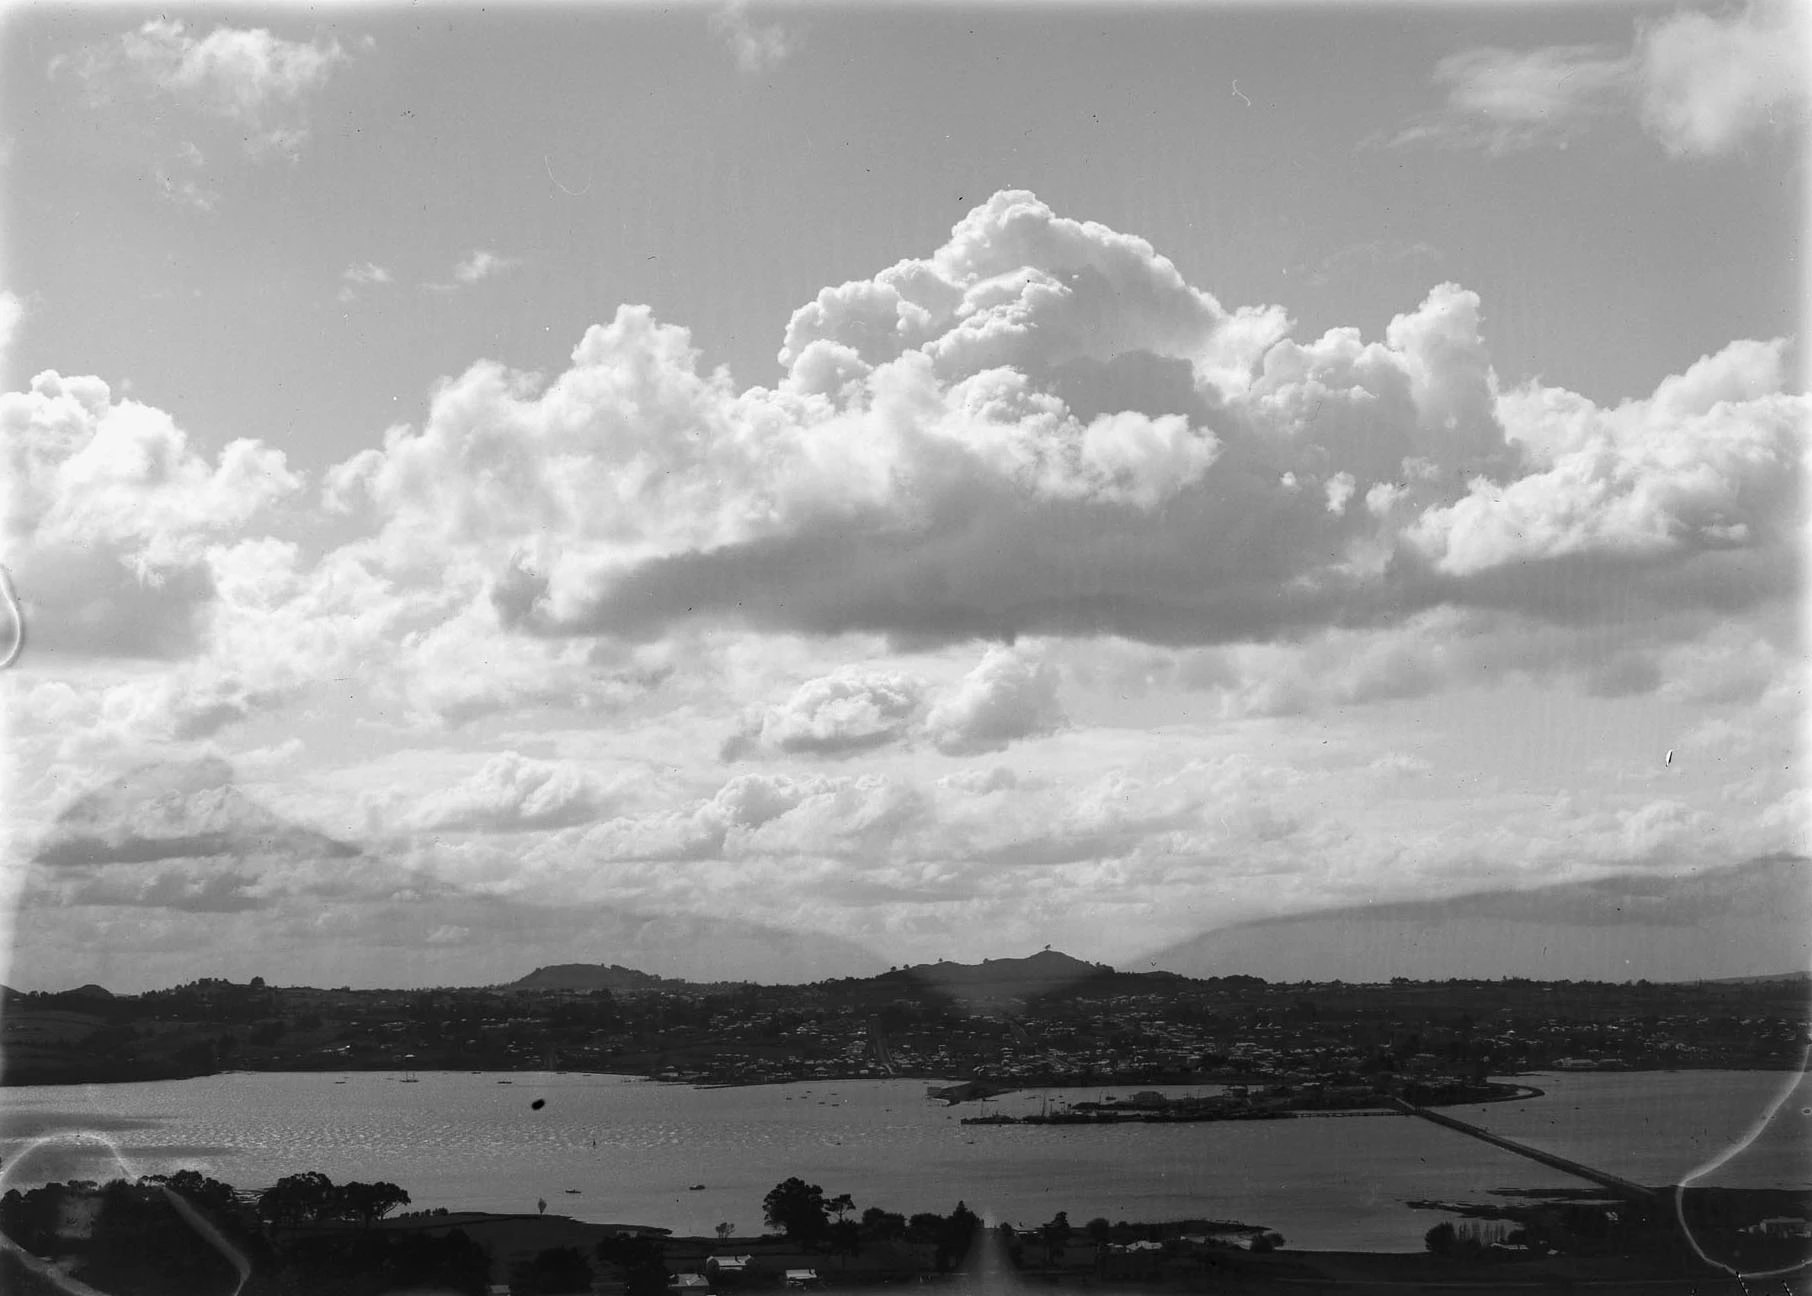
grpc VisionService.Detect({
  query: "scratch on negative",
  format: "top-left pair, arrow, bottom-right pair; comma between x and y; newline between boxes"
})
0,565 -> 23,669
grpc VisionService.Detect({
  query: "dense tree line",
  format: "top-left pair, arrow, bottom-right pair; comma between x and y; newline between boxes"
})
0,1172 -> 488,1296
760,1177 -> 981,1269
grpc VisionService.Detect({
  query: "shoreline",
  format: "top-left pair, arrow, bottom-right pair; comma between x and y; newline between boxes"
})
9,1062 -> 1800,1091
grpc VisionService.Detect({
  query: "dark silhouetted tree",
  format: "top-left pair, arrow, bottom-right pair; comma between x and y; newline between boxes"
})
259,1171 -> 336,1228
763,1178 -> 830,1245
598,1234 -> 670,1296
511,1245 -> 594,1294
861,1207 -> 907,1241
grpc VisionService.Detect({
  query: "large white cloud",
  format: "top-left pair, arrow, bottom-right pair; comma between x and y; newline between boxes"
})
1409,339 -> 1801,574
1637,0 -> 1809,158
924,646 -> 1066,756
320,192 -> 1798,656
12,191 -> 1801,778
722,647 -> 1071,760
725,667 -> 925,758
3,371 -> 301,659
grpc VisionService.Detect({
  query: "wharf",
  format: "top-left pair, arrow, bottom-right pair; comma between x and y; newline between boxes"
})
1390,1098 -> 1659,1203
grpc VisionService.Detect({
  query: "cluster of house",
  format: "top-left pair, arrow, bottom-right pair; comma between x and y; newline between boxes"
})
665,1257 -> 821,1290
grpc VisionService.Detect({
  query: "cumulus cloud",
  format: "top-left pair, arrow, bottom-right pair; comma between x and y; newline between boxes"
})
399,751 -> 628,833
710,2 -> 795,74
2,371 -> 301,658
1637,0 -> 1810,157
15,190 -> 1801,770
8,190 -> 1802,979
725,667 -> 925,758
1393,0 -> 1808,157
1408,337 -> 1801,576
56,20 -> 350,159
317,191 -> 1798,658
924,647 -> 1067,756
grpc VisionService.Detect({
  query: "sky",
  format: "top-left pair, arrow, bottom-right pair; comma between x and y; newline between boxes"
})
0,0 -> 1806,991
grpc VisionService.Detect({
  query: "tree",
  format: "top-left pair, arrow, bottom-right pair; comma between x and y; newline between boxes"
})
827,1192 -> 855,1222
715,1221 -> 736,1239
1086,1217 -> 1111,1246
861,1207 -> 906,1241
1425,1221 -> 1456,1256
338,1180 -> 411,1226
511,1245 -> 595,1295
258,1171 -> 336,1228
161,1169 -> 239,1218
828,1219 -> 863,1267
908,1212 -> 946,1248
934,1203 -> 982,1271
598,1234 -> 669,1296
763,1177 -> 830,1245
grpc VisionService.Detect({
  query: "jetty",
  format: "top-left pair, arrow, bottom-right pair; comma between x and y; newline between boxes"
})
926,1080 -> 1019,1105
1390,1098 -> 1659,1203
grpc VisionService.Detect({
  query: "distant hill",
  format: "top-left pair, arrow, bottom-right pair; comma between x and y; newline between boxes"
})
510,964 -> 674,992
1699,969 -> 1812,985
845,949 -> 1195,1006
1145,855 -> 1811,984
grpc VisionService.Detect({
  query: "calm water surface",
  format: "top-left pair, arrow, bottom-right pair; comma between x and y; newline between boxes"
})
2,1070 -> 1806,1251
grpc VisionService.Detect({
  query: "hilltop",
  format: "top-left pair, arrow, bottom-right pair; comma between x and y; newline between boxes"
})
509,963 -> 674,992
820,949 -> 1206,1008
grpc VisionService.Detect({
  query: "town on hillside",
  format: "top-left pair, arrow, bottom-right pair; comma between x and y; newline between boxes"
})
3,951 -> 1806,1093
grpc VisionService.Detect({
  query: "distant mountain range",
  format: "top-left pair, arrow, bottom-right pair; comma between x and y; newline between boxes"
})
1144,855 -> 1811,984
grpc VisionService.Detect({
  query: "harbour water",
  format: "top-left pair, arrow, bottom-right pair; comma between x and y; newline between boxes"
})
2,1069 -> 1806,1252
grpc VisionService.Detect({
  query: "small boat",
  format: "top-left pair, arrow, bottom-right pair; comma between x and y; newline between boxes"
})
688,1184 -> 707,1191
498,1080 -> 513,1085
564,1189 -> 582,1195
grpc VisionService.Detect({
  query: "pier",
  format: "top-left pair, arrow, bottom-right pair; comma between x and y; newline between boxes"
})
1390,1098 -> 1659,1203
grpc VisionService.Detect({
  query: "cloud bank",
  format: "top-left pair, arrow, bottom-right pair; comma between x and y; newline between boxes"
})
7,188 -> 1804,984
1394,0 -> 1808,156
315,191 -> 1798,659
